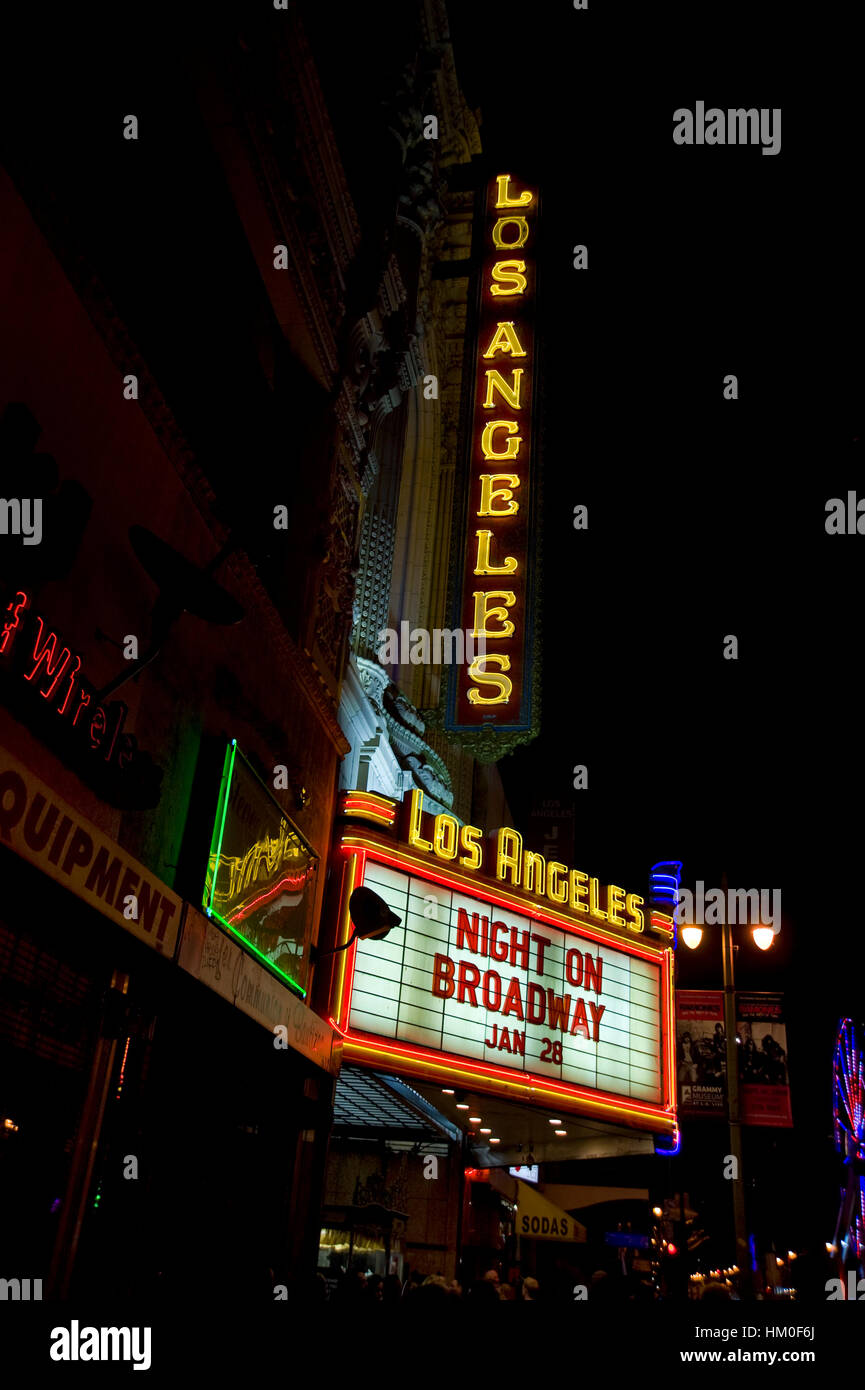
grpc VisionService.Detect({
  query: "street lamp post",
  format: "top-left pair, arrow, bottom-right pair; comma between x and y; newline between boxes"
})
721,915 -> 750,1289
682,872 -> 776,1299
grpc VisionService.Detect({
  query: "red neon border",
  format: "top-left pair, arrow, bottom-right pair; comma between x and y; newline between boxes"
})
339,791 -> 397,823
332,835 -> 676,1132
341,789 -> 395,806
342,808 -> 395,826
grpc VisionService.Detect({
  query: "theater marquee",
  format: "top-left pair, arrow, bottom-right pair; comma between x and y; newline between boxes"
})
329,794 -> 677,1136
446,172 -> 540,757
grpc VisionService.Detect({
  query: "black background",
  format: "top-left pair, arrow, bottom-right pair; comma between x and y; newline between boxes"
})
448,0 -> 864,1267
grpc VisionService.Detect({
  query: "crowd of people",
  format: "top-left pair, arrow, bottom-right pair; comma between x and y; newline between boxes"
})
325,1266 -> 541,1303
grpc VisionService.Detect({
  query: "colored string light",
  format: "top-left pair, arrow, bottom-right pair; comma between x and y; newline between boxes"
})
833,1018 -> 865,1263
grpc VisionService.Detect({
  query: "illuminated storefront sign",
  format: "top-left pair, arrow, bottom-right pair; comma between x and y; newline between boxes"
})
0,586 -> 162,808
203,740 -> 318,998
179,908 -> 339,1074
329,810 -> 676,1135
0,748 -> 180,955
514,1181 -> 587,1243
447,173 -> 539,746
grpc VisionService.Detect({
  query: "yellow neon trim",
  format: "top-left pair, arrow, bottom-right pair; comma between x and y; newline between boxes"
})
342,806 -> 394,825
342,789 -> 396,809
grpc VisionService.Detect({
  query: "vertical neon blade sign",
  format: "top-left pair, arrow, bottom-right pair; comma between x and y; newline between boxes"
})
448,172 -> 538,737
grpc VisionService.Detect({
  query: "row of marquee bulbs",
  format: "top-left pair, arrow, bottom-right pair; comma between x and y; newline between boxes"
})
441,1089 -> 568,1139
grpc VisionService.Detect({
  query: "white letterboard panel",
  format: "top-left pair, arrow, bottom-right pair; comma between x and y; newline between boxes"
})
348,861 -> 661,1104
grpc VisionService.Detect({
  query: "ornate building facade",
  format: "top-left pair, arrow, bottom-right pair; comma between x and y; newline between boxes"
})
307,0 -> 513,829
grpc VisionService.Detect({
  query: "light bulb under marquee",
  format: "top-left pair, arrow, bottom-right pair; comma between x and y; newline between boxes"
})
681,926 -> 704,950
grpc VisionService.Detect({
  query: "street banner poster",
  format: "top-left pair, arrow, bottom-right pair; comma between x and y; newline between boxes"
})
676,990 -> 727,1115
736,991 -> 793,1127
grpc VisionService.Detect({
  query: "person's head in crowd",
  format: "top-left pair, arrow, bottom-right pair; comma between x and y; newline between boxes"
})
701,1281 -> 732,1301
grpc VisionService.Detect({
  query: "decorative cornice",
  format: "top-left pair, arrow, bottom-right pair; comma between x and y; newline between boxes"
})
420,712 -> 538,765
278,7 -> 362,275
421,0 -> 483,168
356,656 -> 390,716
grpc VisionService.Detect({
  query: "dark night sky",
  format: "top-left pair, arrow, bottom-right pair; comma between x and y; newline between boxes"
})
448,0 -> 864,1258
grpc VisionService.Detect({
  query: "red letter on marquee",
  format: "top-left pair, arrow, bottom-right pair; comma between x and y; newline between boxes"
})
457,962 -> 481,1006
431,953 -> 455,999
546,991 -> 572,1033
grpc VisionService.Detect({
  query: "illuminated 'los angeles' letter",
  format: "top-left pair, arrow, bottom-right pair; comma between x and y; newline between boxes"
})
483,369 -> 524,410
481,420 -> 521,460
495,174 -> 533,208
489,260 -> 527,296
473,530 -> 518,576
471,591 -> 516,639
478,474 -> 520,516
482,322 -> 526,359
466,655 -> 512,705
